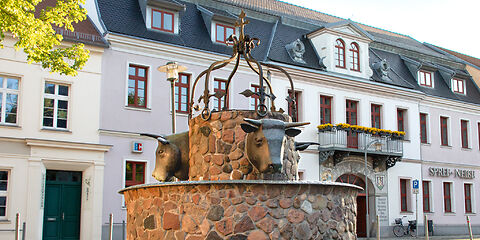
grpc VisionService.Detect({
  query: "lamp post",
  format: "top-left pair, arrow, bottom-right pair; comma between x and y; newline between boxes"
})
364,137 -> 381,239
158,62 -> 187,134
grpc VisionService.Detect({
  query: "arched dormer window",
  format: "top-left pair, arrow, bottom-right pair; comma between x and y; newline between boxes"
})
350,42 -> 360,71
335,39 -> 346,68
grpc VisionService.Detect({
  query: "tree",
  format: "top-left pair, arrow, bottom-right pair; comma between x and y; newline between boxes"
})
0,0 -> 89,76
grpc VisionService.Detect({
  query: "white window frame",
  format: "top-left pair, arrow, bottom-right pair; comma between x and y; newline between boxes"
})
418,70 -> 434,88
0,76 -> 20,125
439,115 -> 451,147
0,170 -> 10,220
460,119 -> 471,149
43,82 -> 70,130
211,21 -> 237,45
399,177 -> 412,212
451,78 -> 466,95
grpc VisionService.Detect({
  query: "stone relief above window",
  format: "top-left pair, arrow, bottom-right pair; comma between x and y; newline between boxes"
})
285,39 -> 306,64
372,59 -> 391,82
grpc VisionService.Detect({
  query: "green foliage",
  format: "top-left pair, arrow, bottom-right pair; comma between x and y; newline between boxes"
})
0,0 -> 90,76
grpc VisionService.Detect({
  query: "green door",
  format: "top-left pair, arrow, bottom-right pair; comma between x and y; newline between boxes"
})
43,170 -> 82,240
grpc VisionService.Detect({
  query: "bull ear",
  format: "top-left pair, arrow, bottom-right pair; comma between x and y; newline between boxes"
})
241,123 -> 258,133
285,128 -> 301,137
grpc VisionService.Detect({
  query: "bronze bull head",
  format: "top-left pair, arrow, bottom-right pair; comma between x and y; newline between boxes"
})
240,118 -> 309,173
141,132 -> 189,182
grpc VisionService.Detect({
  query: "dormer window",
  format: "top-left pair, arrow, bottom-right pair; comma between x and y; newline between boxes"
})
335,39 -> 346,68
350,42 -> 360,71
418,70 -> 433,87
215,23 -> 235,44
452,78 -> 465,94
151,9 -> 174,33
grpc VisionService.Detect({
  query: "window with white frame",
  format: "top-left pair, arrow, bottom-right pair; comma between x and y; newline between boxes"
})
452,78 -> 465,94
0,170 -> 8,219
0,76 -> 19,125
418,70 -> 433,87
43,82 -> 69,129
400,178 -> 411,212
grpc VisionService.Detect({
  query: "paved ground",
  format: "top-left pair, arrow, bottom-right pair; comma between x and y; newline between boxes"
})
360,235 -> 480,240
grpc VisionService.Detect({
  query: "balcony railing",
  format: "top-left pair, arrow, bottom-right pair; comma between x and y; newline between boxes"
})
318,128 -> 403,156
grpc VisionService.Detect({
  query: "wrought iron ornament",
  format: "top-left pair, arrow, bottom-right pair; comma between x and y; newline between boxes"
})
189,10 -> 298,121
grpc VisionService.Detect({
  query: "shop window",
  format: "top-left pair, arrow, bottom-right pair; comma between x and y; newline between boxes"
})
0,76 -> 19,125
422,181 -> 431,212
440,116 -> 449,146
461,120 -> 469,148
175,73 -> 190,114
0,170 -> 8,219
420,113 -> 428,143
320,95 -> 332,124
371,104 -> 381,128
128,65 -> 148,108
443,182 -> 453,213
43,82 -> 69,129
125,161 -> 145,187
213,78 -> 228,111
464,183 -> 473,213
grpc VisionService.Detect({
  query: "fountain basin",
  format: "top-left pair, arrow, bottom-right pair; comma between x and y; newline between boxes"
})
120,180 -> 361,239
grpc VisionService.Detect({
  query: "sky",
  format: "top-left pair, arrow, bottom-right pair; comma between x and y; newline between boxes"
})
282,0 -> 480,59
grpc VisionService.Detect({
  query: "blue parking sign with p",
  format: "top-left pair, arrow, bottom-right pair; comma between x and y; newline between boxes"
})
412,179 -> 419,189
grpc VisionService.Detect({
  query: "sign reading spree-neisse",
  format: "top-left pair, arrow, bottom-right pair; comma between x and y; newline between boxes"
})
428,167 -> 475,179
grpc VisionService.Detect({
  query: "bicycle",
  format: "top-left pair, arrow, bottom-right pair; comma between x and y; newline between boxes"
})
393,216 -> 416,237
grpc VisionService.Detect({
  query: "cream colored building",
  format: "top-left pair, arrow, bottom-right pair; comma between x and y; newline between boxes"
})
0,20 -> 110,240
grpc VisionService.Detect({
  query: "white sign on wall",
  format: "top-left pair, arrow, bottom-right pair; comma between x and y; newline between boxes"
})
376,197 -> 388,223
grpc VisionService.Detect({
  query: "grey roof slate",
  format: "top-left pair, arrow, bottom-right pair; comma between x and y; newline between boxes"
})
97,0 -> 480,105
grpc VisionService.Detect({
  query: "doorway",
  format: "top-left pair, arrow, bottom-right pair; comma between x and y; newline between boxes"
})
43,170 -> 82,240
336,174 -> 367,237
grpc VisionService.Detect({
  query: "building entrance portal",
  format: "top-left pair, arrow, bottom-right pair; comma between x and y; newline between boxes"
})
336,174 -> 367,237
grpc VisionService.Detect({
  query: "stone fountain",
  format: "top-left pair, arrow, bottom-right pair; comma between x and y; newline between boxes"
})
119,11 -> 361,240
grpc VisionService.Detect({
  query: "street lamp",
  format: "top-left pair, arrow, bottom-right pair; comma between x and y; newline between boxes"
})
158,62 -> 187,134
364,138 -> 382,239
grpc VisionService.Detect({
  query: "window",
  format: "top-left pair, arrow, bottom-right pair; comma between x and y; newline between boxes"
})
151,9 -> 174,33
175,73 -> 190,114
400,179 -> 409,212
335,39 -> 346,68
443,182 -> 452,213
420,113 -> 428,143
125,161 -> 145,187
397,109 -> 406,132
418,70 -> 433,87
320,96 -> 332,124
0,171 -> 8,219
350,42 -> 360,71
249,84 -> 264,111
0,76 -> 19,125
43,82 -> 69,129
440,116 -> 449,146
452,78 -> 465,94
478,122 -> 480,150
288,90 -> 301,122
215,23 -> 235,44
464,183 -> 473,213
213,78 -> 227,111
128,65 -> 148,108
371,104 -> 381,128
423,181 -> 431,212
345,100 -> 357,125
461,120 -> 469,148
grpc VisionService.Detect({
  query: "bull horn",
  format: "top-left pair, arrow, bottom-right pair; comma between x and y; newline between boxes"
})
285,122 -> 310,128
140,133 -> 169,144
243,118 -> 262,126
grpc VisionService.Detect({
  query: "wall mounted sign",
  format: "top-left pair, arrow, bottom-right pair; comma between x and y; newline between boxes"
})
428,167 -> 475,179
375,197 -> 388,223
375,175 -> 385,190
132,141 -> 143,153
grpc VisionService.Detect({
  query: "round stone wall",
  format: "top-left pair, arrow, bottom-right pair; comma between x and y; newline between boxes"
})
188,110 -> 299,181
121,181 -> 360,240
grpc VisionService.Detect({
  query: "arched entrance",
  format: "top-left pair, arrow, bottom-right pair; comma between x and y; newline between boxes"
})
336,174 -> 367,237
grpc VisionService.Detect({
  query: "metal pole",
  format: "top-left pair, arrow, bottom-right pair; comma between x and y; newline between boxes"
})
170,79 -> 176,134
364,133 -> 369,239
21,222 -> 26,240
108,213 -> 113,240
122,220 -> 126,240
467,216 -> 473,240
416,192 -> 418,238
15,213 -> 19,240
424,215 -> 429,240
376,215 -> 380,240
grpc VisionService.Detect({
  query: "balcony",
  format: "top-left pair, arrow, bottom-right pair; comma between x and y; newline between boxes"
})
318,127 -> 403,169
